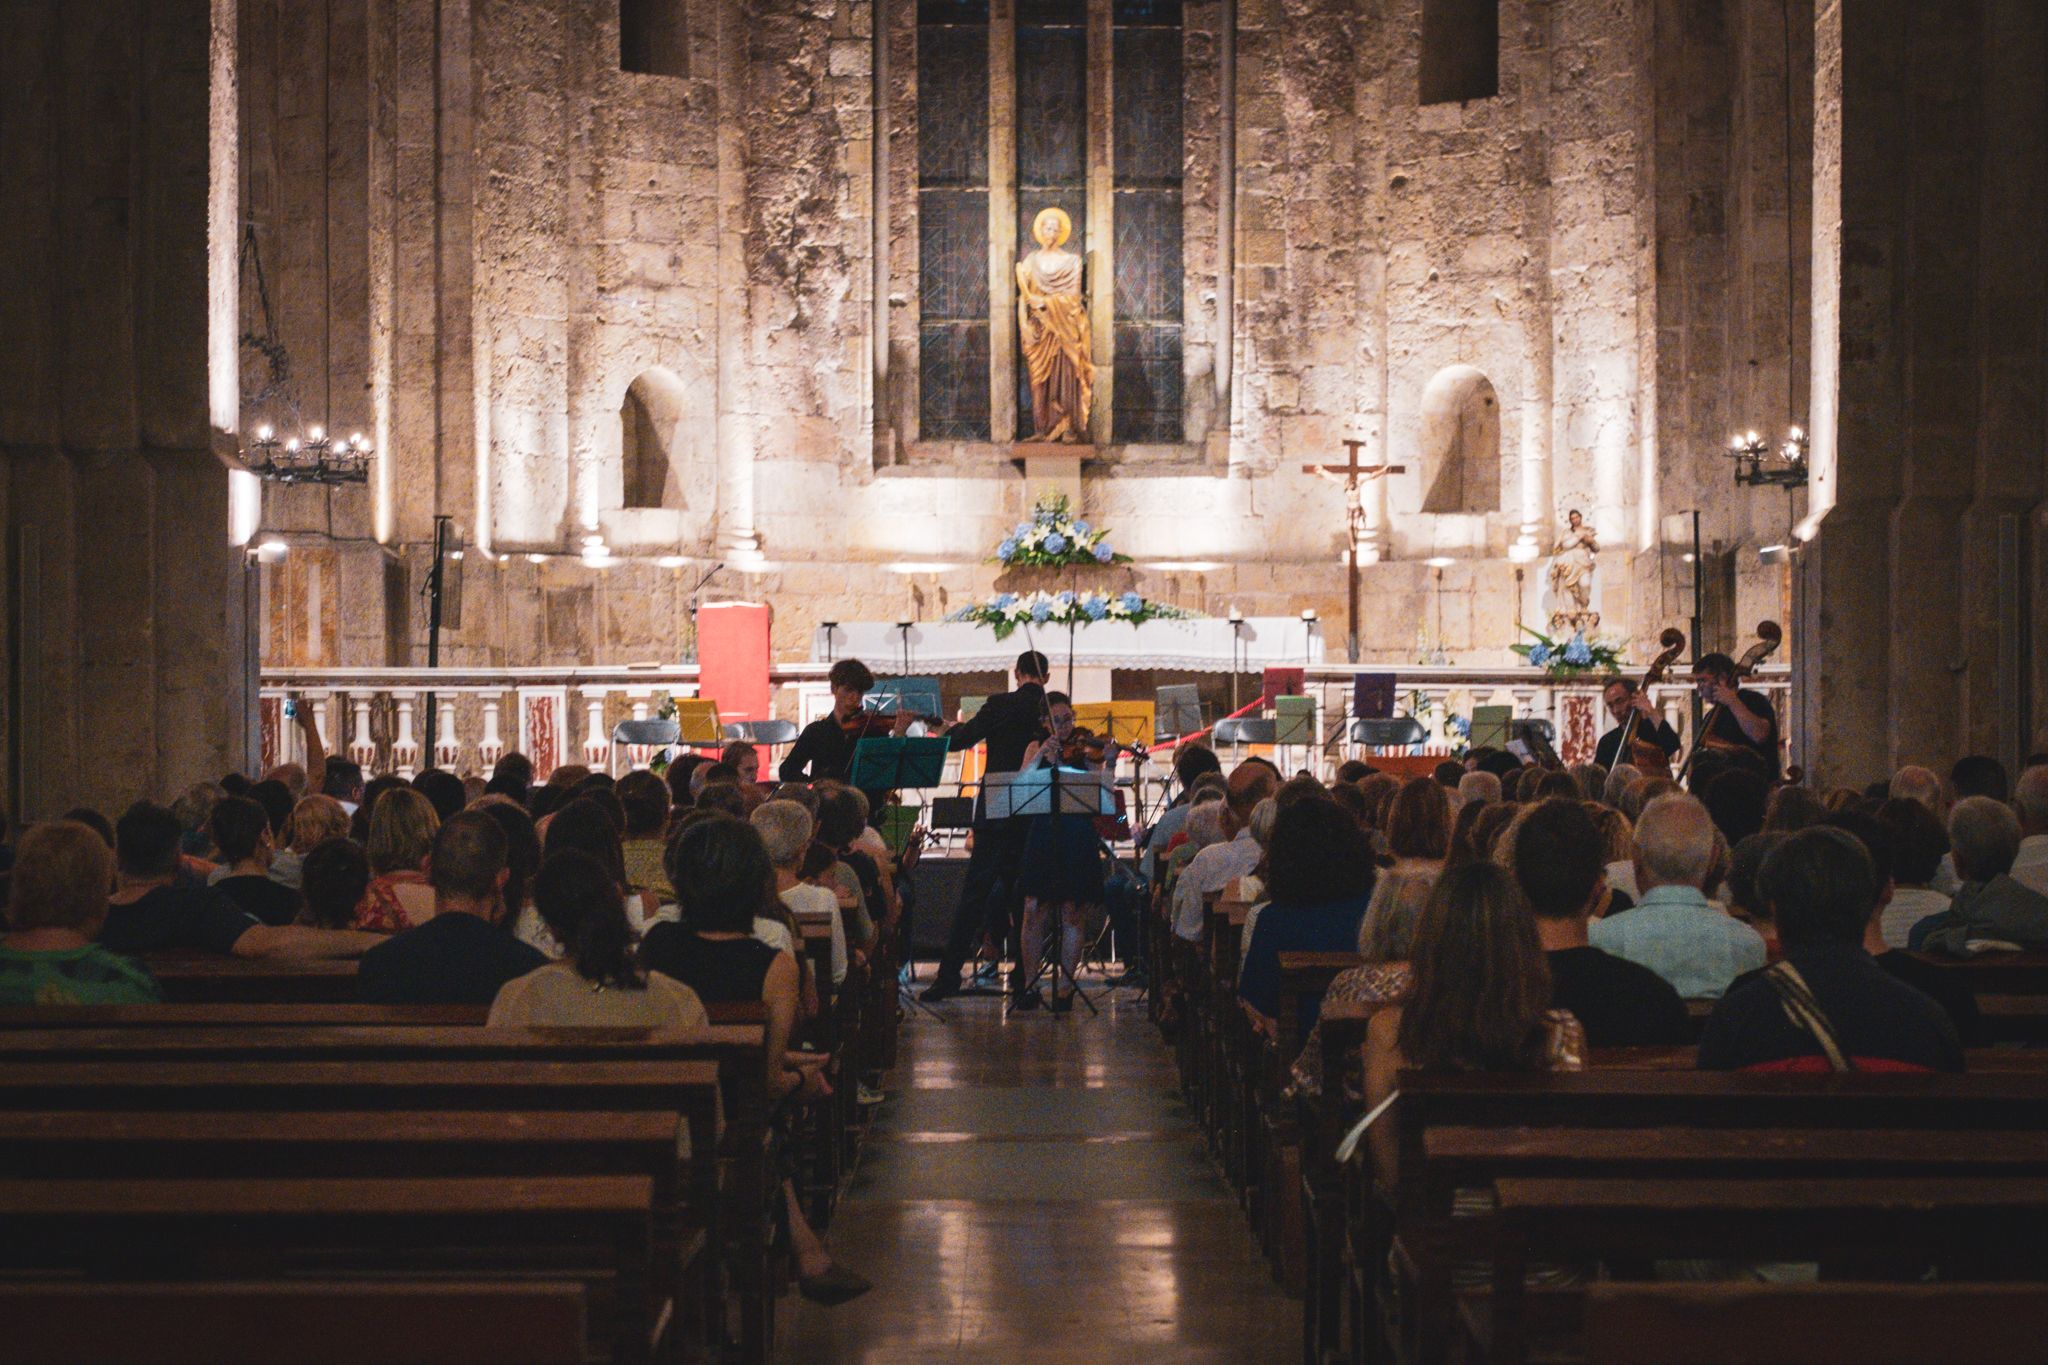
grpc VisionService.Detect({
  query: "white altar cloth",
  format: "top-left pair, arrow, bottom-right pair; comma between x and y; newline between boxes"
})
811,616 -> 1325,674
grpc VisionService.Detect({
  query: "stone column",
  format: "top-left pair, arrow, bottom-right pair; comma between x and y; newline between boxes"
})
988,0 -> 1018,444
1085,0 -> 1114,446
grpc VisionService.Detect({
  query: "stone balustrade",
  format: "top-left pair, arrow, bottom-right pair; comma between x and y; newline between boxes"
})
258,662 -> 1792,781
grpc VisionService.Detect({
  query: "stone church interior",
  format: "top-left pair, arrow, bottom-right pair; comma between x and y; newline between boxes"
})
0,0 -> 2045,1359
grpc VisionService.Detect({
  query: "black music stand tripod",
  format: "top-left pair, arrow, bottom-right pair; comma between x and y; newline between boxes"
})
987,761 -> 1116,1016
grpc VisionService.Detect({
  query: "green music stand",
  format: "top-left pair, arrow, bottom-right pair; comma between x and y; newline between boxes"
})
847,735 -> 952,794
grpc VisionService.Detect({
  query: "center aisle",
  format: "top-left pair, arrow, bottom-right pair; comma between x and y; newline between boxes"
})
777,988 -> 1302,1363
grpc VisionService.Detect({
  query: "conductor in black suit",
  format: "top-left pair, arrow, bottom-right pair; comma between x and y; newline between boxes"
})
921,649 -> 1051,1002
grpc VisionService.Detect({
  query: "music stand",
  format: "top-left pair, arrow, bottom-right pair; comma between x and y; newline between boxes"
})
984,764 -> 1116,1014
1155,685 -> 1202,739
1509,717 -> 1560,767
846,735 -> 951,795
1273,695 -> 1316,748
673,699 -> 723,749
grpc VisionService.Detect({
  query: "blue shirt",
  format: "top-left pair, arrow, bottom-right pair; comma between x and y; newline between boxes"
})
1589,884 -> 1766,1000
1237,893 -> 1373,1026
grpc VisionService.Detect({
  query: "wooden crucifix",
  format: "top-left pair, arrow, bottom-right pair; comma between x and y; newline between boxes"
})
1303,440 -> 1405,663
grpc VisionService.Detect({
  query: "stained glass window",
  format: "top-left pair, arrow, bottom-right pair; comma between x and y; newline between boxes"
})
1111,3 -> 1183,442
918,0 -> 992,439
1014,0 -> 1087,433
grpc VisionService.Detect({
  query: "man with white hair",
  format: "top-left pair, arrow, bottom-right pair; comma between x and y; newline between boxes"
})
1589,793 -> 1766,998
752,800 -> 846,986
1910,796 -> 2048,954
2013,764 -> 2048,897
1889,765 -> 1947,814
1456,770 -> 1501,808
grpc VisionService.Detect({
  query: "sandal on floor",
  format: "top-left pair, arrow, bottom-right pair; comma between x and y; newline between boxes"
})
798,1262 -> 874,1306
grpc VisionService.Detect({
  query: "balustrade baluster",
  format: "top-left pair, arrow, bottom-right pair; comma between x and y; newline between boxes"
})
390,691 -> 421,779
479,697 -> 505,778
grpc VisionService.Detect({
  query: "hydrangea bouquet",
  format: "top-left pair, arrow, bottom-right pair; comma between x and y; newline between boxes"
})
948,589 -> 1193,641
994,493 -> 1129,568
1511,625 -> 1625,680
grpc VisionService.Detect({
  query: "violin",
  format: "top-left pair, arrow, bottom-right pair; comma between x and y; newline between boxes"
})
1677,620 -> 1782,782
836,706 -> 939,741
1617,627 -> 1686,777
1054,726 -> 1115,767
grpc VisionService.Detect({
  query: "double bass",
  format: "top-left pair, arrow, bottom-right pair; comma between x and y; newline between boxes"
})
1677,620 -> 1783,783
1615,627 -> 1687,777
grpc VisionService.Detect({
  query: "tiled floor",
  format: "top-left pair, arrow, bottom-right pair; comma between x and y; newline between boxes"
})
776,984 -> 1302,1363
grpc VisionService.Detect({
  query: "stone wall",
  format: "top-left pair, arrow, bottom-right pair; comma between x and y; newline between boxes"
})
1794,0 -> 2048,783
238,0 -> 1811,679
0,0 -> 257,817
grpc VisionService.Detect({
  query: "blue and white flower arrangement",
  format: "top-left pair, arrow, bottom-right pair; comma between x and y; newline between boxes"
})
1511,625 -> 1625,680
947,589 -> 1195,641
992,493 -> 1131,568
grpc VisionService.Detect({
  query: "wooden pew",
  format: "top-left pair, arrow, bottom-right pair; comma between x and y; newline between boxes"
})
1384,1069 -> 2048,1365
0,1176 -> 659,1363
0,1280 -> 591,1365
1902,950 -> 2048,995
142,955 -> 360,1003
0,1003 -> 486,1028
1260,949 -> 1360,1293
0,1046 -> 763,1362
1489,1176 -> 2048,1365
1580,1281 -> 2048,1365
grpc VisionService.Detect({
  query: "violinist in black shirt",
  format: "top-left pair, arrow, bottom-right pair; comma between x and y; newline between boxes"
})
779,658 -> 916,810
922,649 -> 1051,1001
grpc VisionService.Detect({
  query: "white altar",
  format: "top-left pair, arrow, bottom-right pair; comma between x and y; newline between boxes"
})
811,616 -> 1324,675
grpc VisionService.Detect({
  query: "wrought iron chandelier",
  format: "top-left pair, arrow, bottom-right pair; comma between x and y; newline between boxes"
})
237,225 -> 373,487
1727,425 -> 1809,489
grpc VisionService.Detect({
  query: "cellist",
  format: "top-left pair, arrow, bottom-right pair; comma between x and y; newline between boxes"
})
1595,679 -> 1680,772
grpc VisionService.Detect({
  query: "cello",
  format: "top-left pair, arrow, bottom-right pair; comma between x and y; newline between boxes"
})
1614,627 -> 1687,777
1677,620 -> 1783,783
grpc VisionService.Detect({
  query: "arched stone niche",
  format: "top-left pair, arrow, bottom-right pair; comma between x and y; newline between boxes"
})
620,367 -> 688,511
1417,364 -> 1501,515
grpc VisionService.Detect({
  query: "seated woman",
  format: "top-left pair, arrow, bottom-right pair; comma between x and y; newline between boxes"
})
353,788 -> 440,933
1363,862 -> 1584,1186
1238,797 -> 1378,1036
489,851 -> 707,1029
0,820 -> 163,1005
297,838 -> 372,930
1289,865 -> 1434,1097
532,796 -> 659,941
272,794 -> 351,891
641,816 -> 867,1305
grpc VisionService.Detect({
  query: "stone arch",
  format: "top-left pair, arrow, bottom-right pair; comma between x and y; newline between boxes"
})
619,367 -> 687,511
1417,364 -> 1501,515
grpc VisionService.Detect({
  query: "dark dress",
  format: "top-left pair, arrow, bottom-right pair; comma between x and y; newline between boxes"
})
640,924 -> 780,1005
1016,755 -> 1109,906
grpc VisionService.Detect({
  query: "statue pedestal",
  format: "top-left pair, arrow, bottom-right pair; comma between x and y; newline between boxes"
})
1013,441 -> 1088,508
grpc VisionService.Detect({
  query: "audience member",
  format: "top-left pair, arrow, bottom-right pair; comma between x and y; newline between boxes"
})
1363,863 -> 1584,1181
322,758 -> 367,811
2013,763 -> 2048,897
1334,759 -> 1373,785
640,814 -> 864,1305
1289,866 -> 1432,1096
170,782 -> 224,861
1723,832 -> 1788,950
411,768 -> 468,823
1700,827 -> 1961,1072
487,851 -> 709,1029
1762,784 -> 1828,833
482,752 -> 535,805
1456,770 -> 1500,809
1511,799 -> 1688,1046
1432,760 -> 1465,791
351,774 -> 406,844
1173,763 -> 1280,941
755,800 -> 848,985
617,770 -> 675,900
298,838 -> 371,931
1238,800 -> 1376,1032
1443,798 -> 1496,871
0,821 -> 161,1004
1585,804 -> 1636,908
474,798 -> 543,948
1874,798 -> 1952,948
206,795 -> 306,925
1567,764 -> 1605,803
1600,763 -> 1642,811
247,779 -> 297,846
1827,811 -> 1982,1045
1952,755 -> 2010,804
357,812 -> 544,1004
355,787 -> 441,933
1701,767 -> 1770,846
104,803 -> 375,960
62,807 -> 116,848
273,794 -> 350,891
1889,765 -> 1945,814
1526,770 -> 1581,804
1589,794 -> 1765,999
1384,777 -> 1452,870
1911,797 -> 2048,953
1620,775 -> 1679,822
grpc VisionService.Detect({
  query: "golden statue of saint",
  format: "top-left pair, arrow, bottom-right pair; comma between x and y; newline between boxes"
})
1017,207 -> 1093,443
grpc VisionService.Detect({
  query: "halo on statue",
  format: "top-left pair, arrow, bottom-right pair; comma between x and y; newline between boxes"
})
1032,206 -> 1073,249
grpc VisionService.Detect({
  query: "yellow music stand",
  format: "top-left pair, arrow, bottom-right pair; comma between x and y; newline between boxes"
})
674,699 -> 724,747
1072,701 -> 1155,748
